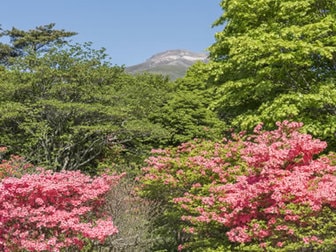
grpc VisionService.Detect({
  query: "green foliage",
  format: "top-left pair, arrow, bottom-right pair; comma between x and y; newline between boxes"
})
151,76 -> 226,146
0,42 -> 171,173
129,64 -> 189,80
138,138 -> 246,250
235,82 -> 336,148
194,0 -> 336,147
0,23 -> 229,175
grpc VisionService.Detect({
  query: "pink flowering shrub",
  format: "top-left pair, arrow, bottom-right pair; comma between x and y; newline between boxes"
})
139,121 -> 336,251
0,147 -> 35,179
0,169 -> 124,251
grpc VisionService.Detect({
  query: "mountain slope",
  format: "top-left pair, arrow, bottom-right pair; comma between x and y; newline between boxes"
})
126,49 -> 208,79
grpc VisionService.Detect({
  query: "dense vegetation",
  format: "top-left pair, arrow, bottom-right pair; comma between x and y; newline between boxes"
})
140,121 -> 336,251
0,0 -> 336,251
0,25 -> 223,174
189,0 -> 336,148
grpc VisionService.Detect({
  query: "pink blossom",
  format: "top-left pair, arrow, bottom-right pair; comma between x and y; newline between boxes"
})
276,241 -> 284,247
178,244 -> 184,251
227,226 -> 251,243
0,169 -> 123,251
259,242 -> 267,248
138,121 -> 336,250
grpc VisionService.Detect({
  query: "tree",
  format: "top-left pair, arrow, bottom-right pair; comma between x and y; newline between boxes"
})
0,23 -> 76,65
0,41 -> 171,173
192,0 -> 336,147
0,25 -> 13,66
150,75 -> 226,146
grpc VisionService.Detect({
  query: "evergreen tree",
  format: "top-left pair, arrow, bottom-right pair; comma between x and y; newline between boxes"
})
0,23 -> 76,65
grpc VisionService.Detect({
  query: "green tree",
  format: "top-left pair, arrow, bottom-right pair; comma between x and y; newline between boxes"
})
0,42 -> 170,173
151,75 -> 226,146
195,0 -> 336,147
0,23 -> 76,65
0,25 -> 13,65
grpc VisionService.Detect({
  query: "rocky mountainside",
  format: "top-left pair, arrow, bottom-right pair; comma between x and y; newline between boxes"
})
126,49 -> 208,80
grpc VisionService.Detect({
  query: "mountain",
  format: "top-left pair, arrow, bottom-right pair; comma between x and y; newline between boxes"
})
126,49 -> 208,80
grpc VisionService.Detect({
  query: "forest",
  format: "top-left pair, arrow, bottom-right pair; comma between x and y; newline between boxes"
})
0,0 -> 336,251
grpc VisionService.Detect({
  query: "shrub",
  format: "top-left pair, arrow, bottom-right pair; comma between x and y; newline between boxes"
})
0,169 -> 124,251
0,146 -> 35,179
139,121 -> 336,251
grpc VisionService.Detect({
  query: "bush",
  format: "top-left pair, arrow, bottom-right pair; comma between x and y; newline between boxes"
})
0,169 -> 124,251
139,121 -> 336,251
0,147 -> 35,179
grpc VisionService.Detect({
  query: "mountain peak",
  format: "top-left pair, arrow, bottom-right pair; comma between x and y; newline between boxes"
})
126,49 -> 208,79
146,49 -> 208,66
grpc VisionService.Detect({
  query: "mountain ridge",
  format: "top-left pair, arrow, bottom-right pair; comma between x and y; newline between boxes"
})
126,49 -> 208,79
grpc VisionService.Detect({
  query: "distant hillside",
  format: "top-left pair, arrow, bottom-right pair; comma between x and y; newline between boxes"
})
126,49 -> 208,80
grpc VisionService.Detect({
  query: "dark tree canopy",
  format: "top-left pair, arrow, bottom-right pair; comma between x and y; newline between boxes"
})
0,23 -> 77,65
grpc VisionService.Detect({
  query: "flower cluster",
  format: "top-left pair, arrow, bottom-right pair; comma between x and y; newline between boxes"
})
0,169 -> 124,251
139,121 -> 336,251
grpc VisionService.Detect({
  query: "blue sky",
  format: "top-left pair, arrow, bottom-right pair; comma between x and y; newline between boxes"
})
1,1 -> 223,66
